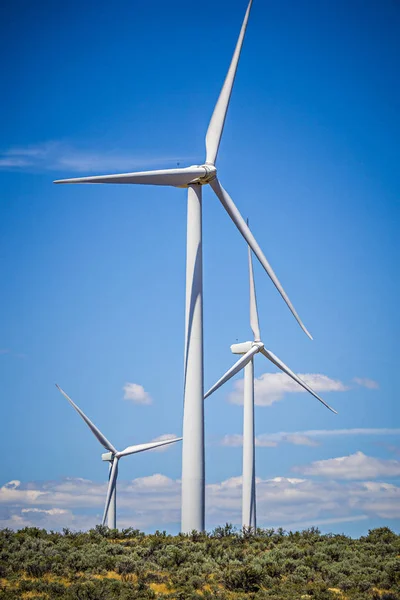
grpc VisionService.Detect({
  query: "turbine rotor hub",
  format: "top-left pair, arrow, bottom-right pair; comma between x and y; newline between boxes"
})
231,340 -> 264,355
197,164 -> 217,185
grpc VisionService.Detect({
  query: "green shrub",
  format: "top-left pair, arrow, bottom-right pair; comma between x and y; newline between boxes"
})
224,563 -> 264,592
0,526 -> 399,599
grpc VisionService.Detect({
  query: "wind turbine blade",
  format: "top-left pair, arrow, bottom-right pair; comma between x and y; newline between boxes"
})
259,348 -> 338,413
102,458 -> 119,526
117,437 -> 182,458
205,0 -> 253,165
210,178 -> 313,340
247,224 -> 261,341
55,384 -> 117,453
54,166 -> 207,187
204,345 -> 259,399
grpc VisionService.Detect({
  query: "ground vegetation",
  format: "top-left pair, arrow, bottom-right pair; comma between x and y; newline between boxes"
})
0,525 -> 399,599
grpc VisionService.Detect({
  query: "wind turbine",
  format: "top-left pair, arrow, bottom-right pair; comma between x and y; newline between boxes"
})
204,242 -> 337,531
54,0 -> 313,533
56,385 -> 182,529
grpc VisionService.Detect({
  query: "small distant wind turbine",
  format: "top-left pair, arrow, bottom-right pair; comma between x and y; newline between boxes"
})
56,385 -> 181,529
54,0 -> 315,533
204,242 -> 337,531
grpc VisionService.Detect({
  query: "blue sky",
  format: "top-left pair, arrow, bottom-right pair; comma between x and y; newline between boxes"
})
0,0 -> 399,535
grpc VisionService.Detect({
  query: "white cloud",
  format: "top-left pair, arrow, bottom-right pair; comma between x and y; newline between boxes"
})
123,383 -> 152,405
221,434 -> 246,447
297,428 -> 400,438
0,141 -> 190,173
221,434 -> 318,448
0,474 -> 181,531
6,145 -> 50,157
284,434 -> 320,447
353,377 -> 379,389
0,349 -> 26,359
0,158 -> 30,167
279,515 -> 369,531
228,373 -> 349,406
360,482 -> 400,519
222,428 -> 400,448
131,474 -> 176,489
207,475 -> 400,526
226,372 -> 379,407
21,508 -> 68,516
0,506 -> 96,531
2,462 -> 400,532
149,434 -> 180,452
295,451 -> 400,480
3,480 -> 21,489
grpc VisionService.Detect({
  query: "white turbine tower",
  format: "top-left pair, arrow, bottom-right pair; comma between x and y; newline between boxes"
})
54,0 -> 314,532
204,244 -> 337,531
56,385 -> 181,529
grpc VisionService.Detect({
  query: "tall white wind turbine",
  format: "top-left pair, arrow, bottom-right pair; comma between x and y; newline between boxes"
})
204,244 -> 337,531
54,0 -> 313,533
56,385 -> 181,529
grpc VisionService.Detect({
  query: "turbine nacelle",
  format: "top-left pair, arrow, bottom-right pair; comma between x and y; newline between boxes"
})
102,452 -> 114,462
231,341 -> 252,354
231,341 -> 262,355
